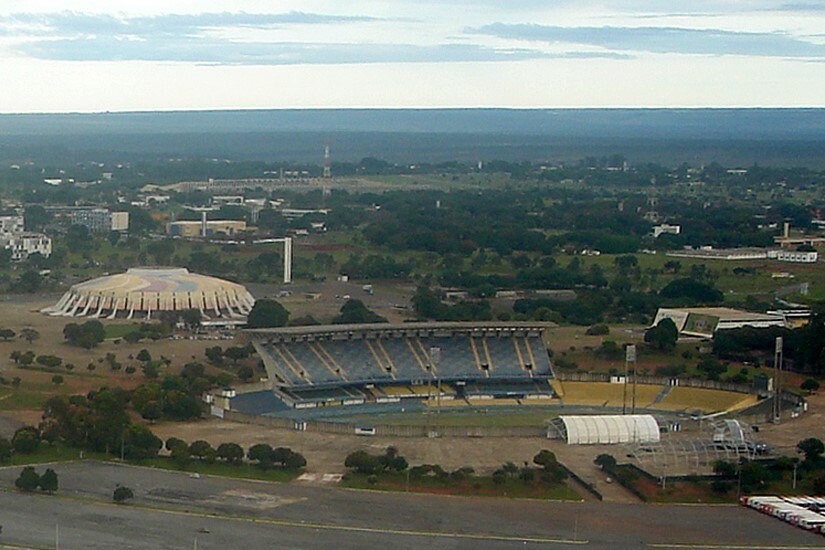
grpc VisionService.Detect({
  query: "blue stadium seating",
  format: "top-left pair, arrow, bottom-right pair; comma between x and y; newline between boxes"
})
256,333 -> 554,396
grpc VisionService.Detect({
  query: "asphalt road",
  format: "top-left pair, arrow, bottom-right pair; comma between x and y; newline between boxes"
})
0,461 -> 821,550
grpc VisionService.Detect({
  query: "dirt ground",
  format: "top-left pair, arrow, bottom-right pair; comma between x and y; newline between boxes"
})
1,292 -> 823,502
755,390 -> 825,450
150,416 -> 640,501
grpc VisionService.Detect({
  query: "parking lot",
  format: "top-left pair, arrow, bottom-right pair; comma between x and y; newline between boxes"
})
0,461 -> 821,549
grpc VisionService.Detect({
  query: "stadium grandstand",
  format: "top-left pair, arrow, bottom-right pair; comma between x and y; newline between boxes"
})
244,322 -> 556,410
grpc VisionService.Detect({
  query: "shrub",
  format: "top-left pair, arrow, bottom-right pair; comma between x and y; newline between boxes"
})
585,324 -> 610,336
113,485 -> 135,503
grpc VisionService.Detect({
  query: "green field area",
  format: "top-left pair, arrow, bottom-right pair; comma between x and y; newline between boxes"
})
343,407 -> 560,427
341,471 -> 582,501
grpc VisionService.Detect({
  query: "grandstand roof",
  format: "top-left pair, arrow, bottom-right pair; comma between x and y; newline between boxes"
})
551,414 -> 660,445
246,321 -> 551,340
42,267 -> 254,319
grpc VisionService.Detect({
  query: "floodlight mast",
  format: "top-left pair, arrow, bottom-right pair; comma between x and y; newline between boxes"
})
773,336 -> 783,423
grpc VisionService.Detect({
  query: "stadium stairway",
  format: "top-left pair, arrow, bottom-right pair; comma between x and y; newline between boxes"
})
653,384 -> 673,404
550,380 -> 565,404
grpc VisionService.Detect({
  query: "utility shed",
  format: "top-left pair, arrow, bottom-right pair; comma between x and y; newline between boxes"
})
550,414 -> 660,445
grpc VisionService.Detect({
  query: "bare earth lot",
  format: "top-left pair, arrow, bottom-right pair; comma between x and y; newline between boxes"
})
0,461 -> 820,550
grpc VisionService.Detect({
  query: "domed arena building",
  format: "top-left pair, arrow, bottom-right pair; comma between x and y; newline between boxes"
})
42,268 -> 255,321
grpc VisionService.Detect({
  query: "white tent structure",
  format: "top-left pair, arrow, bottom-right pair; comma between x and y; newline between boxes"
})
550,415 -> 660,445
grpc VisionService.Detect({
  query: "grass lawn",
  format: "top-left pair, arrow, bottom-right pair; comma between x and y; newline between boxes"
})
341,471 -> 582,501
1,445 -> 109,466
104,324 -> 141,340
135,456 -> 301,483
345,407 -> 557,427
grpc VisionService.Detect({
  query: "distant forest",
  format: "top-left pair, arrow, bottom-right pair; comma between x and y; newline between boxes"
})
0,109 -> 824,167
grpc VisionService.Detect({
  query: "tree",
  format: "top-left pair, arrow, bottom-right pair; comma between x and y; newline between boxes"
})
189,440 -> 215,462
39,468 -> 58,494
248,443 -> 274,469
594,454 -> 617,471
797,438 -> 825,465
14,467 -> 40,492
122,424 -> 163,459
205,346 -> 224,365
113,486 -> 134,503
165,437 -> 187,452
237,365 -> 254,381
0,328 -> 15,341
272,447 -> 307,469
713,460 -> 737,479
0,437 -> 12,462
36,355 -> 63,368
19,328 -> 39,344
63,320 -> 106,349
246,299 -> 289,328
332,299 -> 387,324
136,349 -> 152,363
533,450 -> 559,470
660,278 -> 723,305
51,375 -> 63,385
139,401 -> 163,422
644,318 -> 678,352
216,442 -> 244,465
11,426 -> 39,454
223,346 -> 251,365
801,379 -> 820,395
697,355 -> 727,381
344,450 -> 381,474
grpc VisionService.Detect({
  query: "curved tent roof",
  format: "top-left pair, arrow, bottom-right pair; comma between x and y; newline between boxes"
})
552,415 -> 660,445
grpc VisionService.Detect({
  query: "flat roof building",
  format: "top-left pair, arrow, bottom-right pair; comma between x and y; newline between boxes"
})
653,307 -> 786,338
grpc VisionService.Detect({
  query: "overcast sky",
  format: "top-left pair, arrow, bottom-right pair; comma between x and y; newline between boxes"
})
0,1 -> 823,112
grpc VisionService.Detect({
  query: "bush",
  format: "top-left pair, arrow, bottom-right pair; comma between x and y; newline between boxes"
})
585,324 -> 610,336
113,485 -> 134,503
15,466 -> 40,492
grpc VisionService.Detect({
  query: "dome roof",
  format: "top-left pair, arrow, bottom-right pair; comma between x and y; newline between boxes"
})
42,268 -> 255,320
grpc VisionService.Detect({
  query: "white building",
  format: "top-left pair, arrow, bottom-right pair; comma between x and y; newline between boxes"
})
1,233 -> 52,260
0,215 -> 24,237
653,307 -> 786,338
110,211 -> 130,232
652,224 -> 681,238
767,249 -> 818,263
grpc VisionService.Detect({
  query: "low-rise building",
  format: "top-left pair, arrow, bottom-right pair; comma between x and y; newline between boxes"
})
653,307 -> 786,338
1,232 -> 52,260
767,249 -> 818,263
652,224 -> 681,238
68,208 -> 129,232
0,215 -> 24,237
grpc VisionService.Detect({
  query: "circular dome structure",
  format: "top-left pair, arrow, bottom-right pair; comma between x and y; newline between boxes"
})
42,268 -> 255,320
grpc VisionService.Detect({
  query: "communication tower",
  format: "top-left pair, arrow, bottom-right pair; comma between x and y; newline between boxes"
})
323,143 -> 331,179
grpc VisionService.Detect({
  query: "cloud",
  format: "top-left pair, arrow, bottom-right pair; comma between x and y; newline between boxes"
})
778,3 -> 825,12
0,10 -> 631,65
17,36 -> 532,65
472,23 -> 825,58
18,35 -> 628,65
0,11 -> 378,37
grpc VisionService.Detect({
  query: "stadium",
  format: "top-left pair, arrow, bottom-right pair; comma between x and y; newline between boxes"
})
219,321 -> 782,441
42,267 -> 255,321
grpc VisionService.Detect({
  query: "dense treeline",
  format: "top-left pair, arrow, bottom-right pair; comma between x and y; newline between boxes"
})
712,306 -> 825,374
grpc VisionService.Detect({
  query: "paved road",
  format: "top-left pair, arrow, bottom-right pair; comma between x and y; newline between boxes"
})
0,462 -> 821,549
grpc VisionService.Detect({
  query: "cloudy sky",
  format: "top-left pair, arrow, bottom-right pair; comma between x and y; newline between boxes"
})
0,1 -> 823,112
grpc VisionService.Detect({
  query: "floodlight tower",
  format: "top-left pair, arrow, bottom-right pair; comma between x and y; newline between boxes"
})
323,142 -> 331,179
773,336 -> 783,422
